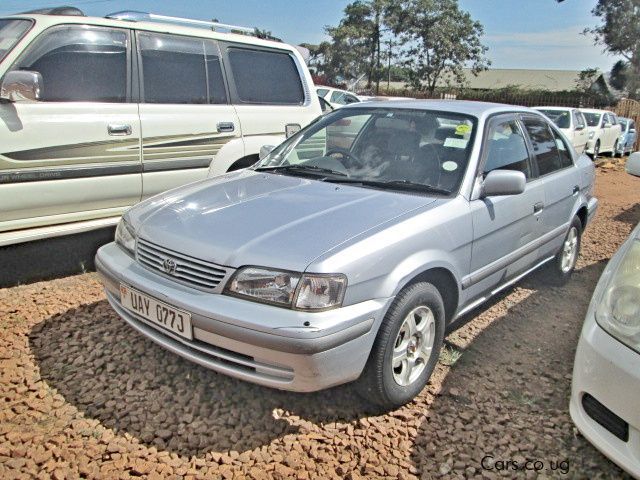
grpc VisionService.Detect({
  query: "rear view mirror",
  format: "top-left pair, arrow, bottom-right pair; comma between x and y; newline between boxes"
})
626,152 -> 640,177
259,144 -> 275,159
604,122 -> 612,128
630,129 -> 636,134
0,71 -> 43,102
482,170 -> 526,197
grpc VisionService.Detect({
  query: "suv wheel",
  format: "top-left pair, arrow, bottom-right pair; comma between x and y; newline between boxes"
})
592,140 -> 600,159
356,282 -> 444,410
547,216 -> 582,285
613,140 -> 620,158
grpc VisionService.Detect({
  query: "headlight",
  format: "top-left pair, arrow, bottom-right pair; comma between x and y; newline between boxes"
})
589,131 -> 595,139
115,217 -> 136,256
595,239 -> 640,352
226,267 -> 347,311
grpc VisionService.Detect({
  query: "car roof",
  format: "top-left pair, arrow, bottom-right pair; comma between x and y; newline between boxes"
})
580,108 -> 611,114
532,106 -> 573,111
343,99 -> 542,120
4,13 -> 297,52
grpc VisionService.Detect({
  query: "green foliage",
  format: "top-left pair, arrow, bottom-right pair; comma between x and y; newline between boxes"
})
392,0 -> 490,94
315,0 -> 487,94
586,0 -> 640,98
610,60 -> 629,91
575,68 -> 600,92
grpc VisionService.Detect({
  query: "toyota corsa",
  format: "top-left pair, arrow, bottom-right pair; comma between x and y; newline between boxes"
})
96,101 -> 597,409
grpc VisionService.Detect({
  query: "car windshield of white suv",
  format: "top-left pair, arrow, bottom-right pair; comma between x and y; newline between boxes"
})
583,112 -> 602,127
0,19 -> 31,62
537,109 -> 570,129
256,108 -> 477,195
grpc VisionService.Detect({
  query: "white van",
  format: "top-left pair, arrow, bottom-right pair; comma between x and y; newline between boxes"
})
581,108 -> 623,158
0,8 -> 321,246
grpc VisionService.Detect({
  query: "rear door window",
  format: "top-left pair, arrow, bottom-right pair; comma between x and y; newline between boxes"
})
228,47 -> 304,104
522,117 -> 564,176
13,25 -> 128,102
139,32 -> 227,104
573,111 -> 585,130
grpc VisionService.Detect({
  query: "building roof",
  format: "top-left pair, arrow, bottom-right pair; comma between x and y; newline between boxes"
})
438,68 -> 594,92
371,68 -> 609,93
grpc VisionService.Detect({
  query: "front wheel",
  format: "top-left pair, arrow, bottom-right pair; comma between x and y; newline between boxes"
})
613,140 -> 621,158
547,216 -> 582,285
592,141 -> 600,160
355,282 -> 445,410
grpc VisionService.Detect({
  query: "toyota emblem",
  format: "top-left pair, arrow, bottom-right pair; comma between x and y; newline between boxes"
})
162,258 -> 177,275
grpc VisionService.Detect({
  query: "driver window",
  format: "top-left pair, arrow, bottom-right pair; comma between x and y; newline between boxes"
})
483,119 -> 531,178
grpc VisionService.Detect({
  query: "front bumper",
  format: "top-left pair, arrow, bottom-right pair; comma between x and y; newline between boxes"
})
95,242 -> 390,392
570,313 -> 640,478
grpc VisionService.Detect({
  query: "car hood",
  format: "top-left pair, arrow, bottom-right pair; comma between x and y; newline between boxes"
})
130,170 -> 436,272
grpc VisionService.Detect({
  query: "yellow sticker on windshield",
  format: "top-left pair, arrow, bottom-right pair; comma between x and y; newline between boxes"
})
455,124 -> 471,135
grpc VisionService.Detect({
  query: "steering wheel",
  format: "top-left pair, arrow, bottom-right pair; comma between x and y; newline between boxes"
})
326,147 -> 364,169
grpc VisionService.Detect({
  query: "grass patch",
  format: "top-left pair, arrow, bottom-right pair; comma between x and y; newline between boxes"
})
439,346 -> 462,366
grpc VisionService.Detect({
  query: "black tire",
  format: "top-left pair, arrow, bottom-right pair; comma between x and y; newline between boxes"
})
547,216 -> 582,285
355,282 -> 445,410
592,141 -> 600,160
613,140 -> 620,158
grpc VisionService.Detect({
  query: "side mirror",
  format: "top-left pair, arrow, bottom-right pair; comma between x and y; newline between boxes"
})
482,170 -> 526,197
630,129 -> 636,134
603,122 -> 612,128
626,152 -> 640,177
0,71 -> 43,102
259,145 -> 275,159
575,125 -> 585,131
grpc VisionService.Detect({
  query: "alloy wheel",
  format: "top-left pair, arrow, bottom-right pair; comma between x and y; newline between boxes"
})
561,226 -> 579,273
392,305 -> 436,386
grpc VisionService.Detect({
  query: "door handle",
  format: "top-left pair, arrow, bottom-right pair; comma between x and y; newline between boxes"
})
533,202 -> 544,214
573,185 -> 580,195
108,124 -> 132,136
217,122 -> 235,133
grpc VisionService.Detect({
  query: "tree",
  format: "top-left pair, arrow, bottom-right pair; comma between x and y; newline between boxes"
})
610,59 -> 629,91
585,0 -> 640,97
323,0 -> 398,93
575,68 -> 599,92
394,0 -> 489,94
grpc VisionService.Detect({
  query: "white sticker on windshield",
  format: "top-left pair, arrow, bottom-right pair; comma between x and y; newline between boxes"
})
442,161 -> 458,172
443,137 -> 468,149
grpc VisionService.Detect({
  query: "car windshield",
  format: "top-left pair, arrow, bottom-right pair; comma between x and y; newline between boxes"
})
537,109 -> 570,129
256,107 -> 477,195
0,19 -> 32,63
583,112 -> 602,127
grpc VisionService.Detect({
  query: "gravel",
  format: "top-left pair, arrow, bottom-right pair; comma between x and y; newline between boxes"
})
1,163 -> 638,479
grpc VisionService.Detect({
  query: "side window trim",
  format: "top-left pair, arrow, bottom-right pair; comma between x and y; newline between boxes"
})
8,23 -> 132,103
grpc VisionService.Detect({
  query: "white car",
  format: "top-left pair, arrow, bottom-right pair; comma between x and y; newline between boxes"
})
570,154 -> 640,478
581,109 -> 622,158
533,106 -> 588,154
316,86 -> 361,109
0,8 -> 321,247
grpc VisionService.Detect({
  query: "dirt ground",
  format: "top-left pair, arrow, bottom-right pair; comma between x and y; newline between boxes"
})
1,161 -> 638,479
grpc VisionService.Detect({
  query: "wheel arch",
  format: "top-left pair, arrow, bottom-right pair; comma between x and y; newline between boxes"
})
397,266 -> 460,324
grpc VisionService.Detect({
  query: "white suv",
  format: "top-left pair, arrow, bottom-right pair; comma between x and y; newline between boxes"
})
0,8 -> 321,246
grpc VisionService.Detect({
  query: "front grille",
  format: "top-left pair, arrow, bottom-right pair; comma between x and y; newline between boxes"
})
136,238 -> 232,291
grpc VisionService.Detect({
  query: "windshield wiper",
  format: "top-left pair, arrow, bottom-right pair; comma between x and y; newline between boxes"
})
330,178 -> 451,195
255,164 -> 348,177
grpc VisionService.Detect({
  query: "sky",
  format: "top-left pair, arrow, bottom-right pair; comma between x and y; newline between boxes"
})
0,0 -> 621,72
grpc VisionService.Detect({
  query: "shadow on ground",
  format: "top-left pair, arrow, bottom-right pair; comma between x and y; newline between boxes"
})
0,227 -> 114,288
29,299 -> 373,457
614,202 -> 640,227
409,261 -> 631,478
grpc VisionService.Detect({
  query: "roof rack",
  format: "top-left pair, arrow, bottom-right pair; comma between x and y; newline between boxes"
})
105,11 -> 256,34
21,6 -> 84,16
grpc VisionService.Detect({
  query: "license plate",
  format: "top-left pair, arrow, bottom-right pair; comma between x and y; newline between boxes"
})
120,284 -> 193,340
